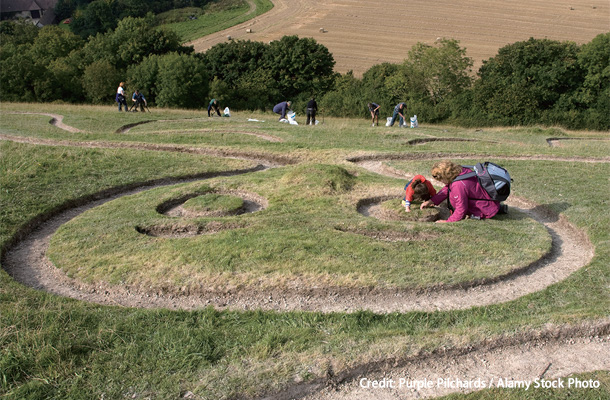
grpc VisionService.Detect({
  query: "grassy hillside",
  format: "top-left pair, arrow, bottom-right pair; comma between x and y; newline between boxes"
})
0,102 -> 608,399
160,0 -> 273,42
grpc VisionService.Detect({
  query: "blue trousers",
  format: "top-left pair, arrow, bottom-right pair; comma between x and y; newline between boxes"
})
389,111 -> 404,127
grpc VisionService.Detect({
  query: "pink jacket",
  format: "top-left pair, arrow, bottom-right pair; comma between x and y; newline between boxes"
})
430,167 -> 500,222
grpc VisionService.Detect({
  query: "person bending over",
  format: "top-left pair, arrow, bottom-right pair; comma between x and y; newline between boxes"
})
208,99 -> 221,117
131,90 -> 147,112
368,102 -> 380,126
402,175 -> 436,212
273,100 -> 292,120
388,102 -> 406,127
421,161 -> 500,222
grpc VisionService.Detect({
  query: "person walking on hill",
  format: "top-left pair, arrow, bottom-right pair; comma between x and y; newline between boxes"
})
368,102 -> 380,126
306,98 -> 318,125
273,100 -> 292,120
388,102 -> 407,127
116,82 -> 127,112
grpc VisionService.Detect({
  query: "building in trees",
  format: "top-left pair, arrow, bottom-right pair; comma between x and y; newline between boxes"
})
0,0 -> 58,27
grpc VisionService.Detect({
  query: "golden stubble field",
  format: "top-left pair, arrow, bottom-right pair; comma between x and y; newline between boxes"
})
188,0 -> 609,76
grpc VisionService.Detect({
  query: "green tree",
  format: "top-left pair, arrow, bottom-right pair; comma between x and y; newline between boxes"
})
405,38 -> 473,105
71,0 -> 120,39
109,16 -> 192,71
46,54 -> 85,102
0,20 -> 39,46
126,55 -> 160,104
572,33 -> 610,129
319,71 -> 363,117
360,63 -> 400,116
29,25 -> 84,66
202,40 -> 268,83
83,60 -> 123,104
77,16 -> 191,74
265,35 -> 336,100
25,26 -> 85,102
0,43 -> 40,102
157,53 -> 209,109
233,69 -> 279,110
473,37 -> 582,125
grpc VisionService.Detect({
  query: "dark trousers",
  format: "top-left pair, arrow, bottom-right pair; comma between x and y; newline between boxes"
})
117,95 -> 127,111
208,104 -> 220,117
306,108 -> 316,125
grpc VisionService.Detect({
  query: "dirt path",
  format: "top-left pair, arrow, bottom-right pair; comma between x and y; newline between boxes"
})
546,137 -> 610,147
4,112 -> 85,133
293,328 -> 610,400
0,133 -> 294,165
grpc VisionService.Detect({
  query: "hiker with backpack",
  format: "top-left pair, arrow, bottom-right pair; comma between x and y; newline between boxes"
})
421,161 -> 509,222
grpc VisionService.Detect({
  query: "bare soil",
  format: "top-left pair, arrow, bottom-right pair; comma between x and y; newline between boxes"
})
188,0 -> 609,76
290,323 -> 610,400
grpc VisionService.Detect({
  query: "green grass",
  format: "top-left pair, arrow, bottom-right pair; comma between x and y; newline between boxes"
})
1,102 -> 608,399
159,0 -> 274,43
47,164 -> 550,290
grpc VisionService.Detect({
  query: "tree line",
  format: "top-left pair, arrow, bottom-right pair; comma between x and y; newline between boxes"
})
0,17 -> 607,130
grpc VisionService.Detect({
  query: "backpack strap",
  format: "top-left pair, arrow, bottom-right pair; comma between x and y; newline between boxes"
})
447,167 -> 474,211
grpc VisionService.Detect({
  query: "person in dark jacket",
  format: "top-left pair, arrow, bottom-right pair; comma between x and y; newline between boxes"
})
273,101 -> 291,120
131,90 -> 147,112
306,98 -> 317,125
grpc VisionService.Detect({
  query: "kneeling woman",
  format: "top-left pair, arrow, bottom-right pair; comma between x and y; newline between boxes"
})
421,161 -> 500,223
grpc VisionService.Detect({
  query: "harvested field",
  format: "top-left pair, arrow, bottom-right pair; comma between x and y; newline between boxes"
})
188,0 -> 609,76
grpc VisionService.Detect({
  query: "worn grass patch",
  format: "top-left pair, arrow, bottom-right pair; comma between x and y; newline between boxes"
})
47,164 -> 550,292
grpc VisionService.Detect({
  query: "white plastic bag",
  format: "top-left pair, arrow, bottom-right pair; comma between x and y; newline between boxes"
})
410,115 -> 418,128
287,111 -> 298,125
385,117 -> 392,127
223,107 -> 231,117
